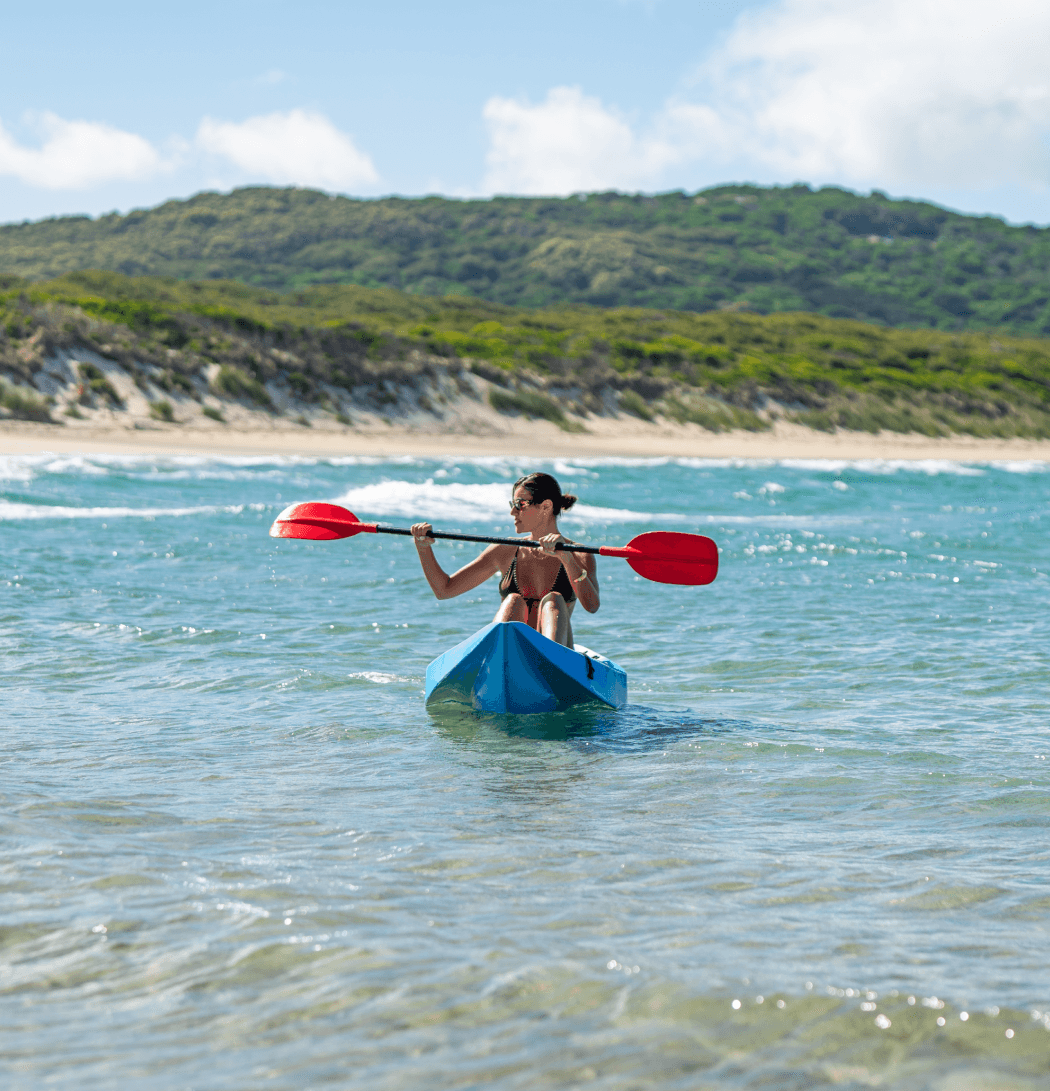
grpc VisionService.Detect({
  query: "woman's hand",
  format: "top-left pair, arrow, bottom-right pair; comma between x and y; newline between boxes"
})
411,522 -> 436,547
538,533 -> 585,579
537,532 -> 568,555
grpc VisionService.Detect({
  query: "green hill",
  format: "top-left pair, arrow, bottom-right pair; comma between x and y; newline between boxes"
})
3,271 -> 1050,438
2,185 -> 1049,336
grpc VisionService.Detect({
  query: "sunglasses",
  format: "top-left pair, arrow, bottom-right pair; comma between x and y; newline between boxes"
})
508,499 -> 533,512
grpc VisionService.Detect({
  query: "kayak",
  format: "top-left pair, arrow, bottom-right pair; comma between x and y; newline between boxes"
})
425,621 -> 628,714
425,622 -> 627,714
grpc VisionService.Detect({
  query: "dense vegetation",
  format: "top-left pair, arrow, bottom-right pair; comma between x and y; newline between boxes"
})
3,271 -> 1050,437
2,185 -> 1049,336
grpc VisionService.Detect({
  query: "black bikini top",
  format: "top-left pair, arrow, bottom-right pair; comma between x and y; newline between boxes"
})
498,548 -> 577,606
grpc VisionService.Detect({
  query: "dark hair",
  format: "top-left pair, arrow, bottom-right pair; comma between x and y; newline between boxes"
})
513,472 -> 578,514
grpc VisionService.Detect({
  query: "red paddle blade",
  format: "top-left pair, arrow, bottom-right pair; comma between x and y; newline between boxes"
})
603,531 -> 718,586
269,502 -> 371,540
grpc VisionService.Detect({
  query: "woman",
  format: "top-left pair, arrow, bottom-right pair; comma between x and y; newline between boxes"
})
411,472 -> 599,648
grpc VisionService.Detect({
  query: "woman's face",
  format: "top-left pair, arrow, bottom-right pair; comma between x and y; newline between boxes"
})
511,486 -> 548,534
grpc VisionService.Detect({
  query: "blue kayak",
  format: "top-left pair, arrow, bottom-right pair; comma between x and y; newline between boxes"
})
425,621 -> 628,714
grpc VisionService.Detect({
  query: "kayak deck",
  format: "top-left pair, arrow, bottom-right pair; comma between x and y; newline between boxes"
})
425,621 -> 627,714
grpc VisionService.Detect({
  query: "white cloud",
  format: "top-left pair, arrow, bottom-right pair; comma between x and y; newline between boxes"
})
196,109 -> 378,189
482,87 -> 678,195
681,0 -> 1050,188
480,0 -> 1050,195
0,113 -> 163,189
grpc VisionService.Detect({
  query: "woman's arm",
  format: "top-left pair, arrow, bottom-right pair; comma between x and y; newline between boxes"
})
538,533 -> 600,613
412,523 -> 504,600
570,553 -> 600,613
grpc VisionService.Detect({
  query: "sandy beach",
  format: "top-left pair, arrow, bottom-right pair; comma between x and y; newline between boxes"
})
2,417 -> 1049,461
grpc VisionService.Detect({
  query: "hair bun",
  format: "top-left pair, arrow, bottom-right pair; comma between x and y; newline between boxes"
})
512,472 -> 580,515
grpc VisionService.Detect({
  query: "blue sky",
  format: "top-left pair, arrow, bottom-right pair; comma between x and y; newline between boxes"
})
1,0 -> 1048,225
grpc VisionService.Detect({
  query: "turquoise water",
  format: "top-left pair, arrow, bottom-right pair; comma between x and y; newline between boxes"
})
3,453 -> 1049,1089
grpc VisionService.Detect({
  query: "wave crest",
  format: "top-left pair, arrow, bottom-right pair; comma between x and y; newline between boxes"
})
333,479 -> 681,526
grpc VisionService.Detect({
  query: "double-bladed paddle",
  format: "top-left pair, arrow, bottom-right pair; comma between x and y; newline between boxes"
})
269,502 -> 718,586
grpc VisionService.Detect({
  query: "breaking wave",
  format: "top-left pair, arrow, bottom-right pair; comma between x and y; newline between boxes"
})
332,479 -> 684,526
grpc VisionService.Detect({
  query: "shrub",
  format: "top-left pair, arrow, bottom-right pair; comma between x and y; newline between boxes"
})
0,379 -> 53,422
155,368 -> 195,396
728,407 -> 770,431
150,399 -> 175,422
663,396 -> 729,431
661,395 -> 770,432
211,365 -> 273,409
287,370 -> 313,397
77,362 -> 123,407
202,405 -> 225,422
488,388 -> 585,432
618,389 -> 654,420
470,360 -> 512,386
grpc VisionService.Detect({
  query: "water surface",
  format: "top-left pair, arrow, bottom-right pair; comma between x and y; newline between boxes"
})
2,454 -> 1049,1088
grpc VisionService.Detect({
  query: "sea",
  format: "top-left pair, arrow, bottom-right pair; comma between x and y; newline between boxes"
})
2,452 -> 1049,1090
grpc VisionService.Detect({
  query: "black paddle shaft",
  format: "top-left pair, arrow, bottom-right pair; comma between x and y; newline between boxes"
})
371,525 -> 602,555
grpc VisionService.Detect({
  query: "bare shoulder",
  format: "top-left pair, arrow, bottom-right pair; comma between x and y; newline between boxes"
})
483,542 -> 517,572
449,542 -> 511,583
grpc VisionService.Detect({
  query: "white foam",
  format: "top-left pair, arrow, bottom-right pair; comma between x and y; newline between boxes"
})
332,479 -> 683,526
2,452 -> 1046,485
692,513 -> 840,527
993,460 -> 1050,474
330,478 -> 863,530
774,458 -> 990,476
348,671 -> 405,684
0,452 -> 342,483
551,459 -> 600,478
0,501 -> 244,521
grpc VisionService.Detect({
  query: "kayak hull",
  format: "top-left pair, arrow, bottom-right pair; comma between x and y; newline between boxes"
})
425,621 -> 627,714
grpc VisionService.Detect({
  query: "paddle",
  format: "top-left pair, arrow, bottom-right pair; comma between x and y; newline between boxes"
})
269,502 -> 718,586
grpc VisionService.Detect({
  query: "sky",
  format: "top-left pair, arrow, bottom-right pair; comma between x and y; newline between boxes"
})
1,0 -> 1048,225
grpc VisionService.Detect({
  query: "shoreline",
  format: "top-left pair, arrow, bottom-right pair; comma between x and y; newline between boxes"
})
2,418 -> 1049,462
